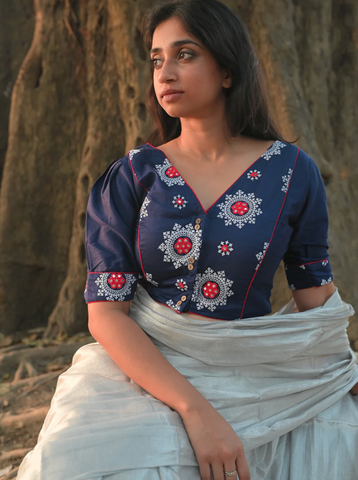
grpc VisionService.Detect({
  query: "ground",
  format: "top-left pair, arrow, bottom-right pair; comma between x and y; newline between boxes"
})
0,327 -> 94,479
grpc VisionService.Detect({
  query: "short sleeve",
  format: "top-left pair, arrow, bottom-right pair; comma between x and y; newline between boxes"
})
84,155 -> 142,303
283,158 -> 333,290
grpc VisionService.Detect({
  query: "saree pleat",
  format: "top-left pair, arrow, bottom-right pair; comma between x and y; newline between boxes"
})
16,286 -> 358,480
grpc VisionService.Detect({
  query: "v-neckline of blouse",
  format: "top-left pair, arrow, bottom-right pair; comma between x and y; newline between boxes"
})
146,140 -> 278,214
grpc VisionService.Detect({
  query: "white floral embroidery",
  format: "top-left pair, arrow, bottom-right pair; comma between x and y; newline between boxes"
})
322,259 -> 329,266
192,267 -> 234,312
95,273 -> 137,301
261,140 -> 286,161
145,272 -> 159,287
321,277 -> 333,286
158,223 -> 202,269
247,170 -> 262,181
281,168 -> 293,193
217,240 -> 234,256
128,148 -> 143,161
176,279 -> 188,291
172,194 -> 188,209
155,158 -> 185,187
299,264 -> 306,269
166,299 -> 181,311
140,196 -> 151,221
255,242 -> 270,270
289,284 -> 296,291
217,190 -> 263,229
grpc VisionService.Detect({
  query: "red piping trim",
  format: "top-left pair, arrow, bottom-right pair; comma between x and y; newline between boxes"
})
137,220 -> 147,281
239,147 -> 300,319
86,300 -> 132,304
285,258 -> 328,267
128,152 -> 148,193
146,141 -> 277,214
87,271 -> 138,275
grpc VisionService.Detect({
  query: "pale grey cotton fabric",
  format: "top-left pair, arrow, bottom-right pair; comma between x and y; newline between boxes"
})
16,285 -> 358,480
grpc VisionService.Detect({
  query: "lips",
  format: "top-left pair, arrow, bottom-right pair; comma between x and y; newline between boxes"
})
161,89 -> 184,97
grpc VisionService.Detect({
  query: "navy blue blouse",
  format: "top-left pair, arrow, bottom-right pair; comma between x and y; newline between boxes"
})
84,140 -> 333,320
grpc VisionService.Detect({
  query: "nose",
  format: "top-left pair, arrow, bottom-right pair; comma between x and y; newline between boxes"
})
157,59 -> 177,84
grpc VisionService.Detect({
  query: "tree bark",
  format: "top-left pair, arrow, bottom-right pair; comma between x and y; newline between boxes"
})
0,0 -> 357,344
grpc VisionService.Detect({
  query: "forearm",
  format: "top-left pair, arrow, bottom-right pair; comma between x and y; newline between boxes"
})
88,307 -> 209,416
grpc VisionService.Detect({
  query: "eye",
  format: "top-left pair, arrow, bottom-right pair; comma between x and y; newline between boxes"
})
149,51 -> 193,68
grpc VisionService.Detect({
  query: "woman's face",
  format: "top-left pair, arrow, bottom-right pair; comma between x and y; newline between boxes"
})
150,17 -> 231,120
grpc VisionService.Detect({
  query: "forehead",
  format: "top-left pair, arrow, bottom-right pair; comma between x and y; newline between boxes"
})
151,17 -> 199,48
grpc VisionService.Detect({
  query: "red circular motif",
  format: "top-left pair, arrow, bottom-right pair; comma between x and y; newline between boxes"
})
108,273 -> 126,289
202,281 -> 220,299
231,201 -> 249,216
176,198 -> 183,205
221,245 -> 229,252
166,166 -> 180,178
178,282 -> 185,289
174,237 -> 192,254
250,172 -> 258,177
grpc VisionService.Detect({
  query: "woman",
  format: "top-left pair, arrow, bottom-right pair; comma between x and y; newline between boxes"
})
16,1 -> 358,479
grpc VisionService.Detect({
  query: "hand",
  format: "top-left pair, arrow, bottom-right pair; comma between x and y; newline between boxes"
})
180,402 -> 251,480
350,382 -> 358,396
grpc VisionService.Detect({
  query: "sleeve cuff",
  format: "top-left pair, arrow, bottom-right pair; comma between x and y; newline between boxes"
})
284,258 -> 333,291
84,272 -> 138,302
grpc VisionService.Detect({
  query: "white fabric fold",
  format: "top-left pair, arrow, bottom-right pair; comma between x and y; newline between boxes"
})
16,286 -> 358,480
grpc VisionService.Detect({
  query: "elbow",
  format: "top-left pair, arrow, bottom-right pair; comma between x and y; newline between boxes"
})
292,282 -> 336,312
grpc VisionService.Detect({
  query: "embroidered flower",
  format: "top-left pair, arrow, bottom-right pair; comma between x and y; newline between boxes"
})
217,241 -> 234,256
321,277 -> 333,286
176,279 -> 188,291
289,284 -> 296,291
95,273 -> 137,301
128,148 -> 143,161
281,168 -> 293,193
172,194 -> 188,209
217,190 -> 263,229
145,273 -> 159,287
255,242 -> 269,270
140,196 -> 151,221
261,141 -> 286,161
166,299 -> 181,311
155,159 -> 185,187
192,267 -> 234,312
158,223 -> 202,269
299,264 -> 306,270
247,170 -> 261,181
322,259 -> 329,266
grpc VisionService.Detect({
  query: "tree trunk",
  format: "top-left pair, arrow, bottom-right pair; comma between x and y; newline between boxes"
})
0,0 -> 357,346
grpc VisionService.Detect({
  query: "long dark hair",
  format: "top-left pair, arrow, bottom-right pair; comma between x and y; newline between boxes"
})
141,0 -> 296,146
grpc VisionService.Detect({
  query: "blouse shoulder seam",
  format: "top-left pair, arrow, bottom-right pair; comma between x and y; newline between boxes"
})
126,149 -> 149,193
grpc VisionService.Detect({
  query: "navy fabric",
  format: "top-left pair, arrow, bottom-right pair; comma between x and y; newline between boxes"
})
84,140 -> 333,320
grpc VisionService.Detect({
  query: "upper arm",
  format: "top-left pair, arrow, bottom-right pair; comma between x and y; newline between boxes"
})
87,300 -> 131,332
291,282 -> 336,312
84,155 -> 143,311
283,156 -> 334,293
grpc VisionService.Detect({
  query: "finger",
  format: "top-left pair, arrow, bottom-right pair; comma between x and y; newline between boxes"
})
236,455 -> 251,480
223,463 -> 238,479
211,461 -> 231,480
197,460 -> 211,480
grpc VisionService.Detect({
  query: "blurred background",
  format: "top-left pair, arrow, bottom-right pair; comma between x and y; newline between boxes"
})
0,0 -> 357,475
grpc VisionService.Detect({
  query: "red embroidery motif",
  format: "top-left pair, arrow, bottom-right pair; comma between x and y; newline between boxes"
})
108,273 -> 126,289
221,245 -> 229,252
250,172 -> 258,178
174,237 -> 192,254
203,281 -> 220,299
177,281 -> 186,289
231,201 -> 249,216
166,166 -> 180,178
176,198 -> 184,205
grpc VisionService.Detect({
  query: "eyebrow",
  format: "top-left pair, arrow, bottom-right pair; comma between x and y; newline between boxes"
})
150,39 -> 203,55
